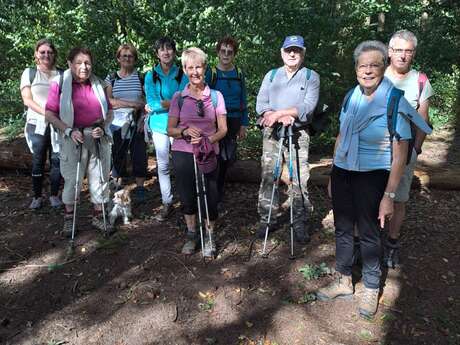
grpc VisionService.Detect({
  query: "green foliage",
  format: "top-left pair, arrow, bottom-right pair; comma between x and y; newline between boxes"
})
298,292 -> 317,304
298,262 -> 331,281
0,0 -> 458,147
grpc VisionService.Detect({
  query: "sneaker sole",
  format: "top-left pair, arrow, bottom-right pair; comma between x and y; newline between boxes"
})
358,308 -> 376,319
316,292 -> 353,301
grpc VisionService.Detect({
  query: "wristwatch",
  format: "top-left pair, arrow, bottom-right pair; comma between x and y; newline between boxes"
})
64,127 -> 73,137
384,191 -> 396,200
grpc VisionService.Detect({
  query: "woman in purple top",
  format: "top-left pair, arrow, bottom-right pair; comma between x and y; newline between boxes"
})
45,47 -> 114,237
168,47 -> 227,257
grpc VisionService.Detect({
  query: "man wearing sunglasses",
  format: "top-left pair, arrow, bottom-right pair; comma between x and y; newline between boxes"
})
384,30 -> 434,268
256,35 -> 320,244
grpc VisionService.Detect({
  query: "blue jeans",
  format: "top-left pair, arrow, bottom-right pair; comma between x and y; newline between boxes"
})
331,165 -> 389,289
26,123 -> 61,197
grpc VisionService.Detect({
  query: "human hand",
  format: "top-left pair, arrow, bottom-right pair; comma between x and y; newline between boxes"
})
91,126 -> 104,139
71,129 -> 84,144
260,111 -> 279,127
145,104 -> 152,113
160,100 -> 171,110
278,115 -> 294,127
186,126 -> 202,139
378,196 -> 394,229
237,126 -> 247,140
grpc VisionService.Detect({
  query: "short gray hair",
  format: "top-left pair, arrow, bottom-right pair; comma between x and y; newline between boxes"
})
181,47 -> 207,69
353,40 -> 388,67
389,29 -> 418,49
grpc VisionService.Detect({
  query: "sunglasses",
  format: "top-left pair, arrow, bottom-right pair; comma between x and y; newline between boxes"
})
196,100 -> 205,117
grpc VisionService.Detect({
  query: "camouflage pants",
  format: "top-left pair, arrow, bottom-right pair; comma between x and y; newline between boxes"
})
258,127 -> 313,224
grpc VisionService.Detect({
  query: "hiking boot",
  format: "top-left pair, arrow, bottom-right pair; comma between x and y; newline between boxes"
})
383,238 -> 400,269
132,186 -> 146,203
182,231 -> 199,255
155,203 -> 173,222
359,287 -> 380,319
92,213 -> 116,236
316,273 -> 354,301
29,197 -> 43,210
62,213 -> 74,238
293,222 -> 310,244
257,222 -> 275,239
49,195 -> 63,208
203,235 -> 216,258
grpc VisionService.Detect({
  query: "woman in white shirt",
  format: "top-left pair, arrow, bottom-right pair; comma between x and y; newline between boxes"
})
20,38 -> 62,209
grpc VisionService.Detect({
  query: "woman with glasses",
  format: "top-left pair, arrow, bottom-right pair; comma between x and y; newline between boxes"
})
144,37 -> 187,221
20,38 -> 62,209
167,47 -> 227,257
105,44 -> 147,201
206,36 -> 248,211
316,41 -> 431,319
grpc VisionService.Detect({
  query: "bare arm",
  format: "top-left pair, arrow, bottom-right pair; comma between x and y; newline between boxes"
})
21,86 -> 45,115
378,140 -> 409,228
106,84 -> 144,110
208,115 -> 228,144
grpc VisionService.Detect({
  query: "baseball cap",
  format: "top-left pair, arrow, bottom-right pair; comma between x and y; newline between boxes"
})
281,35 -> 305,49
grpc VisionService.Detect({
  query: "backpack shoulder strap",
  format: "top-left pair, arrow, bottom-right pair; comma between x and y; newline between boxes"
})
269,68 -> 278,83
175,67 -> 184,84
29,67 -> 37,85
417,72 -> 428,105
210,89 -> 218,109
386,87 -> 404,162
177,93 -> 184,110
306,68 -> 311,80
341,88 -> 355,113
210,66 -> 218,88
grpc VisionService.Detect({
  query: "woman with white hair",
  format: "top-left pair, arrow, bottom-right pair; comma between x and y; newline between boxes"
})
167,47 -> 227,257
316,40 -> 432,318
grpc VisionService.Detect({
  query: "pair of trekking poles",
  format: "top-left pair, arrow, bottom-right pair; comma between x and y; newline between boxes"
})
192,153 -> 215,261
68,127 -> 111,256
261,125 -> 297,259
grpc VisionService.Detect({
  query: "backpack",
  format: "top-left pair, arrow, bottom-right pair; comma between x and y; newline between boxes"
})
24,67 -> 64,113
150,67 -> 184,100
177,89 -> 218,110
341,86 -> 414,164
416,72 -> 428,110
268,67 -> 329,136
209,66 -> 246,114
108,70 -> 145,95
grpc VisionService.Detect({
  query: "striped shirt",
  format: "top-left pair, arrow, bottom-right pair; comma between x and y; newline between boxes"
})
105,70 -> 143,102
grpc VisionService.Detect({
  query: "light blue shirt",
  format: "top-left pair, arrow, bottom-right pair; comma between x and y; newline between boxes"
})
334,77 -> 413,171
145,64 -> 188,134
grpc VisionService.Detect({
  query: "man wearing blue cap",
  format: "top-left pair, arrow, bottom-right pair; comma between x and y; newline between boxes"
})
256,35 -> 320,244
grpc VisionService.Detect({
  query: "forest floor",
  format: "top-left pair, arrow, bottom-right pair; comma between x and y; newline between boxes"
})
1,125 -> 459,345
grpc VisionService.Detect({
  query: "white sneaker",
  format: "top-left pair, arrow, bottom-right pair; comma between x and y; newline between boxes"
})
49,195 -> 63,208
29,197 -> 43,209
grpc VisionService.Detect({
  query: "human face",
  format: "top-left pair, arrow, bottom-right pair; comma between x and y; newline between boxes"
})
157,45 -> 175,66
281,46 -> 304,69
218,43 -> 235,67
184,58 -> 205,87
68,53 -> 92,83
35,43 -> 55,68
117,48 -> 135,70
389,37 -> 416,73
356,50 -> 385,96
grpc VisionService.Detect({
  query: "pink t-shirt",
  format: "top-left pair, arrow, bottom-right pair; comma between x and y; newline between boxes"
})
169,84 -> 226,154
46,80 -> 108,128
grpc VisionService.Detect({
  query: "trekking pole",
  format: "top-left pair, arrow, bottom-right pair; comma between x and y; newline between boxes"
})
261,126 -> 286,258
193,154 -> 206,260
287,125 -> 295,260
67,138 -> 83,257
95,136 -> 109,236
201,171 -> 214,258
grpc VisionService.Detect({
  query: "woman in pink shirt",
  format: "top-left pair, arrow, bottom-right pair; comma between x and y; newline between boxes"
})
168,47 -> 227,257
45,47 -> 114,237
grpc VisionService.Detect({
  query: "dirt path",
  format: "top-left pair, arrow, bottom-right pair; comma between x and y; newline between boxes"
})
1,126 -> 459,345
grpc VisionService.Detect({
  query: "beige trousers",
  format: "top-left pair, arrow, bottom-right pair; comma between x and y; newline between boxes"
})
60,128 -> 111,205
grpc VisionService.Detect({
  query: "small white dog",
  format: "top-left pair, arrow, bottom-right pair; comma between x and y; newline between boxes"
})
109,189 -> 132,226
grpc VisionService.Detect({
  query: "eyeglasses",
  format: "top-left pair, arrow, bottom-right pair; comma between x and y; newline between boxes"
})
196,100 -> 204,117
120,54 -> 134,59
219,48 -> 234,56
390,48 -> 415,55
38,50 -> 55,55
357,63 -> 383,71
283,47 -> 304,54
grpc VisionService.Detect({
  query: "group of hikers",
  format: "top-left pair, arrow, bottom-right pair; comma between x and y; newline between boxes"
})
20,29 -> 433,319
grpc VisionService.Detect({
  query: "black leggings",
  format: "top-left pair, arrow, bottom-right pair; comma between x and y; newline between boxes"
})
172,150 -> 219,221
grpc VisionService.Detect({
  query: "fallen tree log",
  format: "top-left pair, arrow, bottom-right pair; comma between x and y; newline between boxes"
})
1,133 -> 459,190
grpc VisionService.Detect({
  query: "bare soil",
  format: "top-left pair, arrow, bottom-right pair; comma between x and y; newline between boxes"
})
1,126 -> 459,345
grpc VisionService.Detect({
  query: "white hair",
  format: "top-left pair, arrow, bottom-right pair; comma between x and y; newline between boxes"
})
389,30 -> 418,49
181,47 -> 207,69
